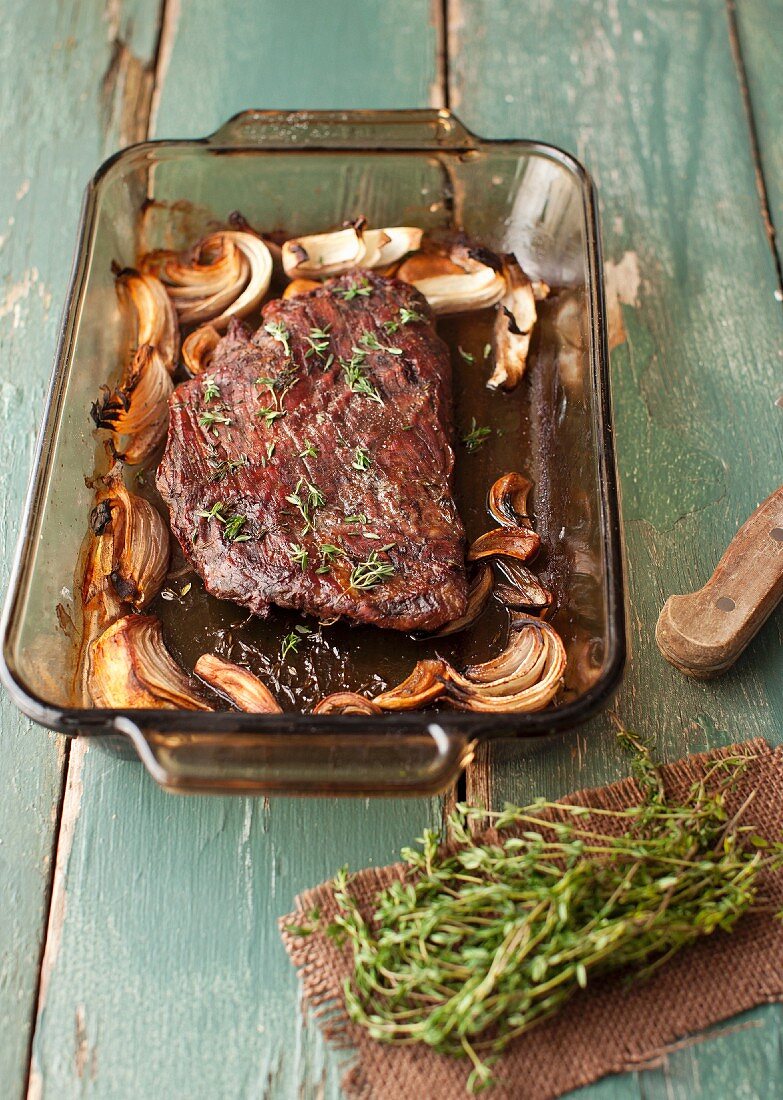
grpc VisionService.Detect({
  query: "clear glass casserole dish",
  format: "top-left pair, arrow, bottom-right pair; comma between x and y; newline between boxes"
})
0,109 -> 625,795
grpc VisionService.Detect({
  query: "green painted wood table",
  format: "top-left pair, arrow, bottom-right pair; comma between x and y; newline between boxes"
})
1,1 -> 781,1096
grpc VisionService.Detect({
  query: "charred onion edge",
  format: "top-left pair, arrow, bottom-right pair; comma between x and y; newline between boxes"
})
87,614 -> 211,710
91,344 -> 173,465
467,526 -> 541,563
487,472 -> 534,529
194,653 -> 282,713
141,230 -> 273,329
182,324 -> 221,376
372,659 -> 450,711
430,563 -> 494,638
312,692 -> 381,715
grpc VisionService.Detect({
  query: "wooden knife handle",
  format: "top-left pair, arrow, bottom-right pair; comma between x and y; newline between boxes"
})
656,486 -> 783,677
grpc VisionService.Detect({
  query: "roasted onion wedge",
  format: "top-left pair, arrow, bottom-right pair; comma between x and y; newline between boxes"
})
116,269 -> 179,371
431,564 -> 493,638
92,466 -> 170,609
398,239 -> 505,315
489,259 -> 538,391
194,654 -> 282,712
468,526 -> 541,563
182,324 -> 221,376
487,472 -> 534,529
281,225 -> 422,279
142,230 -> 273,329
495,569 -> 552,612
91,345 -> 173,465
87,615 -> 211,710
312,692 -> 381,715
373,659 -> 450,710
447,617 -> 566,713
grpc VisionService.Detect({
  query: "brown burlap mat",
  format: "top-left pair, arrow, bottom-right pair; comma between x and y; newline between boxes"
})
280,738 -> 783,1099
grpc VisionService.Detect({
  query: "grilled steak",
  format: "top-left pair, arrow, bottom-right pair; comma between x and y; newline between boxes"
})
157,271 -> 468,631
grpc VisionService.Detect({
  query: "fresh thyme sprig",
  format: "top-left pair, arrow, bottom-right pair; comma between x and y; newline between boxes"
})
257,405 -> 287,426
461,418 -> 492,452
335,276 -> 372,301
352,447 -> 371,472
192,501 -> 252,544
264,319 -> 291,356
288,542 -> 309,572
341,351 -> 382,404
202,375 -> 221,403
198,409 -> 232,432
316,543 -> 345,575
349,546 -> 395,590
304,325 -> 333,365
358,331 -> 402,356
285,477 -> 325,534
280,625 -> 311,660
293,732 -> 783,1093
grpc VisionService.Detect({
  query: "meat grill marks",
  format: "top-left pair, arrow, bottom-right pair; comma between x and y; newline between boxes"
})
157,271 -> 468,632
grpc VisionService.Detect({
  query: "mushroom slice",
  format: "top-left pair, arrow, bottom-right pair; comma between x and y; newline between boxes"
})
468,527 -> 541,563
116,269 -> 179,371
91,345 -> 173,465
142,230 -> 273,329
398,240 -> 506,316
95,465 -> 170,609
494,569 -> 552,612
431,564 -> 493,637
281,225 -> 421,279
447,617 -> 566,713
182,324 -> 221,376
489,259 -> 538,391
87,615 -> 211,710
487,472 -> 534,529
312,692 -> 381,715
194,654 -> 282,713
282,278 -> 321,300
373,659 -> 451,710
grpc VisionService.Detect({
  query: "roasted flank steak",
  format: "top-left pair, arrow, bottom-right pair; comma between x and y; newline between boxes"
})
157,271 -> 468,632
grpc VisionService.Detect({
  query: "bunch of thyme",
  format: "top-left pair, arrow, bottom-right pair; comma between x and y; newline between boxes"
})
307,733 -> 782,1092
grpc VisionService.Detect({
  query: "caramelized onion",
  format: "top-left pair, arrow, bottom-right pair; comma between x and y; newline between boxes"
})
116,269 -> 179,371
487,472 -> 534,528
94,465 -> 170,608
142,230 -> 273,328
373,659 -> 450,710
489,259 -> 538,391
494,568 -> 552,612
87,615 -> 211,710
398,239 -> 505,315
468,526 -> 541,563
312,692 -> 381,715
431,564 -> 493,637
447,617 -> 566,713
91,345 -> 173,464
281,225 -> 422,279
194,653 -> 282,712
182,324 -> 221,376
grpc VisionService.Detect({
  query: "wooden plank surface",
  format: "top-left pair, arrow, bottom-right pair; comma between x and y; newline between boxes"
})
24,3 -> 444,1098
0,1 -> 162,1092
450,0 -> 783,1094
733,0 -> 783,270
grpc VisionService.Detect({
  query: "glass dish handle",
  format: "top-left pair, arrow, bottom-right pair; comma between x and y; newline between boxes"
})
205,109 -> 478,150
114,717 -> 476,796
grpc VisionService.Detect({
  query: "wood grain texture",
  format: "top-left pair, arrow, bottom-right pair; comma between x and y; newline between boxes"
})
733,0 -> 783,271
25,2 -> 443,1098
451,0 -> 783,1095
0,1 -> 162,1093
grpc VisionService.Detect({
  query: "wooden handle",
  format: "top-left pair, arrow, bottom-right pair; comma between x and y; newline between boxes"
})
656,486 -> 783,677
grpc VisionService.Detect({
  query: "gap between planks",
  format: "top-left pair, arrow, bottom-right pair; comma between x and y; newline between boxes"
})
22,1 -> 175,1094
725,0 -> 783,292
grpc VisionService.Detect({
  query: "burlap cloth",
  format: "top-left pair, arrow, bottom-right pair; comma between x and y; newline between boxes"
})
280,738 -> 783,1099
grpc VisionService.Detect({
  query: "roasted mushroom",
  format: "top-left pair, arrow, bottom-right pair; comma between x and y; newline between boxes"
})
488,259 -> 539,391
281,224 -> 422,279
373,659 -> 450,710
312,692 -> 381,715
468,526 -> 541,563
87,615 -> 211,710
142,230 -> 273,329
194,653 -> 282,712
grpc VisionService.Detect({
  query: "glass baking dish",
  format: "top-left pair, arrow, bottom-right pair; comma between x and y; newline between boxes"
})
0,109 -> 624,796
